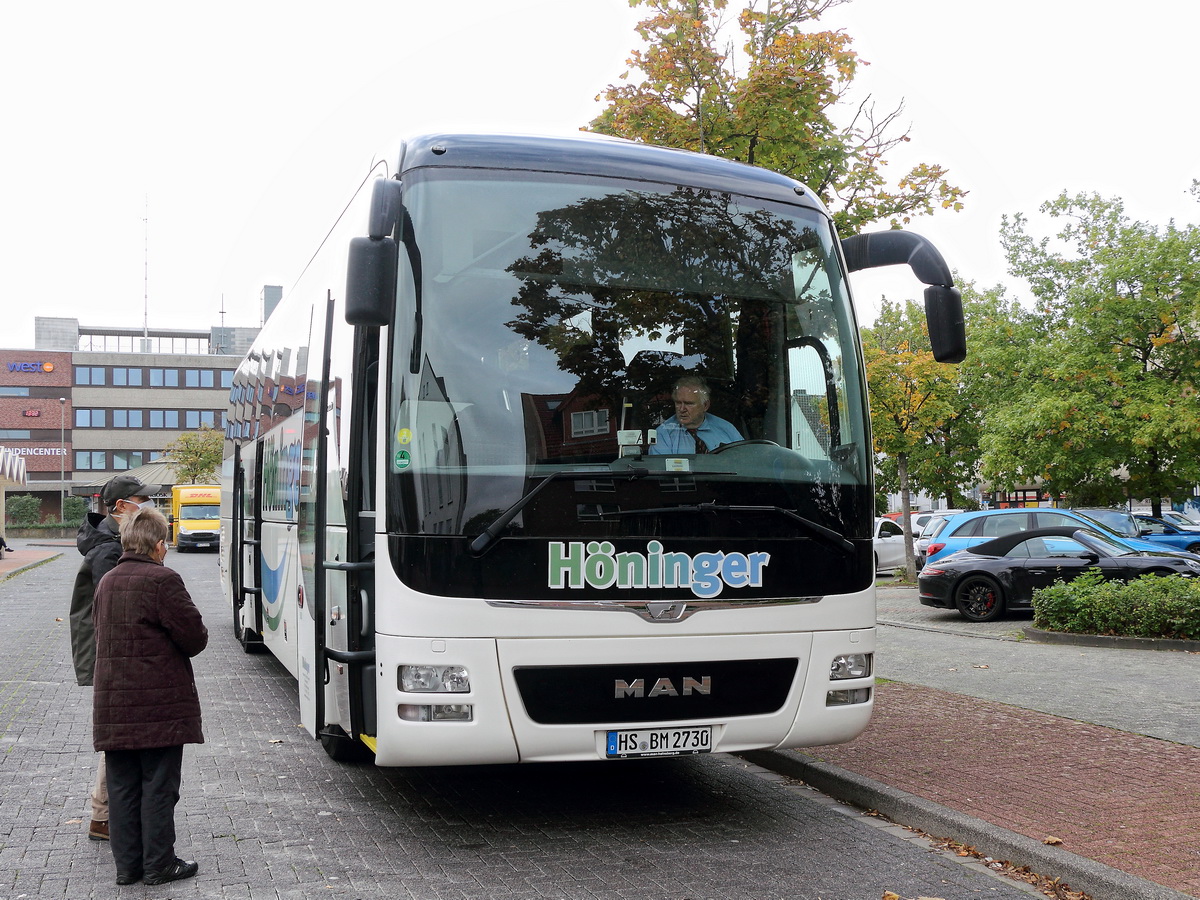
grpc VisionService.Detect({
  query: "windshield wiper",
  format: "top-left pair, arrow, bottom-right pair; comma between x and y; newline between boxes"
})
611,501 -> 855,554
467,467 -> 730,555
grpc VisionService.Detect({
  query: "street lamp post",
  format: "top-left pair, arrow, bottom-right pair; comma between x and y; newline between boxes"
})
59,398 -> 66,522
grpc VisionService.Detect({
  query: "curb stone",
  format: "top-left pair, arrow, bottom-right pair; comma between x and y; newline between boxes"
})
1022,626 -> 1199,653
740,750 -> 1197,900
0,552 -> 63,582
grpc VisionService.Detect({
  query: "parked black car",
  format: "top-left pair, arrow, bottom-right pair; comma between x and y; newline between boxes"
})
918,526 -> 1200,622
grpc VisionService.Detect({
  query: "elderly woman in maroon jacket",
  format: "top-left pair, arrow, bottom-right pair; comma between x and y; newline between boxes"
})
93,506 -> 207,886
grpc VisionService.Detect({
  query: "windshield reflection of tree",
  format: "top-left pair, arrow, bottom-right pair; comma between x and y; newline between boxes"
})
505,187 -> 828,450
498,187 -> 849,539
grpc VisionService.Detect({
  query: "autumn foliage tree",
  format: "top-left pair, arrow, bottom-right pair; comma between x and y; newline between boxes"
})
163,426 -> 224,485
590,0 -> 965,233
862,300 -> 968,578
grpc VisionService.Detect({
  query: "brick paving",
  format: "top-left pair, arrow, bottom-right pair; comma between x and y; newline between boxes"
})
2,546 -> 1196,897
802,681 -> 1200,896
0,548 -> 1044,899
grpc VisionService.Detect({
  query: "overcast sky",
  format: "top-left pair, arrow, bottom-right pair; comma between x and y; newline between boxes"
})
2,0 -> 1195,348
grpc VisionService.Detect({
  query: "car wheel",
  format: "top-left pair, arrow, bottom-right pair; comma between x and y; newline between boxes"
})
1186,543 -> 1200,554
954,575 -> 1005,622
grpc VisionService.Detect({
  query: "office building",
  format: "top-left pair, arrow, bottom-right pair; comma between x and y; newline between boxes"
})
0,317 -> 259,519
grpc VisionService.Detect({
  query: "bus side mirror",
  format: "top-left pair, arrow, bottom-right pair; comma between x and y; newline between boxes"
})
924,285 -> 966,363
345,236 -> 397,326
346,178 -> 403,327
842,230 -> 967,363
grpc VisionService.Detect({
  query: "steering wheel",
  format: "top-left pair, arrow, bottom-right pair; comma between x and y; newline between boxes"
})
709,439 -> 816,474
710,440 -> 779,453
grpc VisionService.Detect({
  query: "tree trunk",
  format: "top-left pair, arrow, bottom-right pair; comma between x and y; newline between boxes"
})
898,453 -> 917,581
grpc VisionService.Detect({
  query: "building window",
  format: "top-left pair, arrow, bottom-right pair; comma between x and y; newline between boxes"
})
0,387 -> 31,397
112,451 -> 144,471
112,409 -> 144,428
75,451 -> 106,470
149,409 -> 180,429
570,409 -> 610,437
220,370 -> 234,389
75,409 -> 106,428
112,367 -> 143,386
75,366 -> 105,385
150,368 -> 179,387
184,368 -> 215,388
185,410 -> 217,429
0,429 -> 32,439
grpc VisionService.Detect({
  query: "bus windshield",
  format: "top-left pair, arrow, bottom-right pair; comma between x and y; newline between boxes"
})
387,169 -> 870,547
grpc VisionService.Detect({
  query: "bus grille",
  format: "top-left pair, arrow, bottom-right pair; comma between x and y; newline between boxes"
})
513,658 -> 798,725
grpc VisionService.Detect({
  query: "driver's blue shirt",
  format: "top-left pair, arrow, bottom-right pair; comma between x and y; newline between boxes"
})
649,414 -> 743,455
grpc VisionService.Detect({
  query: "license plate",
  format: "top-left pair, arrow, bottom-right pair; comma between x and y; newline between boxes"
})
605,725 -> 712,759
196,543 -> 211,548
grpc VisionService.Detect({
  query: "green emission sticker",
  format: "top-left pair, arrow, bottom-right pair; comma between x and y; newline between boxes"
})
394,449 -> 411,470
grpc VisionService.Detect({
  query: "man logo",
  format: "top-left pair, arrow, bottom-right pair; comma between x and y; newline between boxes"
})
646,602 -> 685,620
614,676 -> 712,699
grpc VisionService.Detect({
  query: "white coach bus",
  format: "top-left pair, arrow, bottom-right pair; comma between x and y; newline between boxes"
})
220,132 -> 965,766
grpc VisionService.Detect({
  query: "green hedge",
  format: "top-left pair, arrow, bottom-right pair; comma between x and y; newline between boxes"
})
1032,571 -> 1200,641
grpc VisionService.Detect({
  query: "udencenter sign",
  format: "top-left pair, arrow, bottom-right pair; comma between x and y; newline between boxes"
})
0,444 -> 69,473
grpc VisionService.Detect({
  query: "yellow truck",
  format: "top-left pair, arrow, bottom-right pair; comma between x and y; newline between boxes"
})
170,484 -> 221,551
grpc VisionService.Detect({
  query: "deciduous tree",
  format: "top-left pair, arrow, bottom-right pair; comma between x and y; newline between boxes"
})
164,426 -> 224,485
981,193 -> 1200,512
862,299 -> 966,578
590,0 -> 965,233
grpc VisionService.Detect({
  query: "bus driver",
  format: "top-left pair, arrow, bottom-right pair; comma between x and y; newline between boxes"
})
649,376 -> 743,455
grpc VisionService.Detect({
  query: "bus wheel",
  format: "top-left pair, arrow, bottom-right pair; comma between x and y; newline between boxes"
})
320,726 -> 371,763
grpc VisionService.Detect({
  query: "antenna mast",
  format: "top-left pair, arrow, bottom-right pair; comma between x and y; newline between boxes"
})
142,196 -> 149,345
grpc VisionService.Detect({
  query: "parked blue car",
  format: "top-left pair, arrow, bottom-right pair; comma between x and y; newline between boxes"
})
923,508 -> 1196,565
1131,515 -> 1200,553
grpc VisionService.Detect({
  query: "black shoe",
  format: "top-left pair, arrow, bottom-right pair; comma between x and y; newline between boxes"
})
115,871 -> 142,886
142,858 -> 198,885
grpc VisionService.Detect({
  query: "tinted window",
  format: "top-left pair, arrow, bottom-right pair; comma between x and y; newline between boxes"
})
962,513 -> 1028,538
1034,512 -> 1077,528
1008,537 -> 1088,559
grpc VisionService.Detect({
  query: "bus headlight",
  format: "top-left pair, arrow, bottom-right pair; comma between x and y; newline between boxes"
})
399,664 -> 471,693
826,688 -> 871,706
398,704 -> 474,722
830,653 -> 872,680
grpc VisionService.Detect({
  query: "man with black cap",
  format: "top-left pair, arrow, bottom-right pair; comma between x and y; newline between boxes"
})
69,473 -> 160,842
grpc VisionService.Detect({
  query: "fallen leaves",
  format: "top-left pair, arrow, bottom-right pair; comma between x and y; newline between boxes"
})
917,832 -> 1092,899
